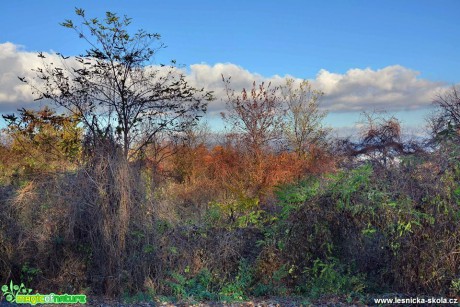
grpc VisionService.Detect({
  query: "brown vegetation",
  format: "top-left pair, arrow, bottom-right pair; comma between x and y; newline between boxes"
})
1,9 -> 460,305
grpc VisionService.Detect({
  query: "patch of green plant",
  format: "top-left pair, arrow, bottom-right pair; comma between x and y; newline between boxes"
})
275,177 -> 320,206
130,230 -> 145,240
204,204 -> 223,227
155,219 -> 172,235
20,262 -> 42,285
304,257 -> 366,298
450,278 -> 460,295
328,164 -> 372,209
236,209 -> 265,228
207,196 -> 264,229
253,264 -> 290,296
166,269 -> 216,301
259,178 -> 323,249
252,282 -> 272,297
219,260 -> 253,302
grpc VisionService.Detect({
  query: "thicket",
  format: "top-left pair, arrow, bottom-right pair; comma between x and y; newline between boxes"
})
1,8 -> 460,304
2,100 -> 460,303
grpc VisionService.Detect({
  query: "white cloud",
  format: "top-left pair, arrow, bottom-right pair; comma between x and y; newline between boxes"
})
0,42 -> 73,112
187,63 -> 448,114
313,65 -> 446,111
187,63 -> 293,114
0,42 -> 38,111
0,42 -> 452,116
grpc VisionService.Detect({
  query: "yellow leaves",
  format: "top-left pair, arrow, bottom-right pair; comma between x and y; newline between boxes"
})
4,107 -> 82,173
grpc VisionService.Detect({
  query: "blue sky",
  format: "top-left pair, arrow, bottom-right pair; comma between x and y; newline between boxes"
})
0,0 -> 459,134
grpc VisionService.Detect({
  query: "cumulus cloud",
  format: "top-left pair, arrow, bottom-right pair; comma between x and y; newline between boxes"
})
313,66 -> 446,112
186,63 -> 290,114
187,64 -> 448,114
0,42 -> 78,112
0,42 -> 39,111
0,42 -> 451,115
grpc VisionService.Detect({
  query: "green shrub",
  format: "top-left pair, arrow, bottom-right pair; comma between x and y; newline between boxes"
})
219,260 -> 253,302
305,258 -> 366,298
166,269 -> 216,301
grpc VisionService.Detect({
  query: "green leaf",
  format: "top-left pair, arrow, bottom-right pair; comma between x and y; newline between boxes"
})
61,20 -> 74,28
75,8 -> 85,17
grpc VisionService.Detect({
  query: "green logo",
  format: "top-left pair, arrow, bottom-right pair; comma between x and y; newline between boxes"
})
1,281 -> 33,303
1,281 -> 86,305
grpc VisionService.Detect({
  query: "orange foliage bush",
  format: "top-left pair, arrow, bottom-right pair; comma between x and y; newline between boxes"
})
154,139 -> 335,211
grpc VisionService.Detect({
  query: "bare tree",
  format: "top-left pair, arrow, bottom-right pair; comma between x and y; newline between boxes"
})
343,112 -> 420,168
21,8 -> 212,159
429,86 -> 460,142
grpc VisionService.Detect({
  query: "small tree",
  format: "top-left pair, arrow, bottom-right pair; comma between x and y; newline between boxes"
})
221,75 -> 283,158
221,77 -> 297,199
282,78 -> 329,159
429,86 -> 460,142
21,8 -> 212,159
15,8 -> 213,296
